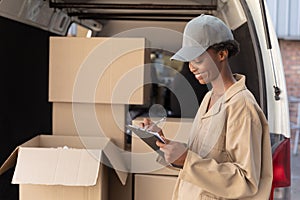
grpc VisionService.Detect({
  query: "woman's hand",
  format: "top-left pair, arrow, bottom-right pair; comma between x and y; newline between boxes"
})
139,118 -> 164,137
156,139 -> 188,167
139,118 -> 187,166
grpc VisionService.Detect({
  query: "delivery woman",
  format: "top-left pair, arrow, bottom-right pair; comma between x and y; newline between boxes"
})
141,14 -> 273,200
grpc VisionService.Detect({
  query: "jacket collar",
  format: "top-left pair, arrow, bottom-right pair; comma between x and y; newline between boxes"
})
223,74 -> 247,102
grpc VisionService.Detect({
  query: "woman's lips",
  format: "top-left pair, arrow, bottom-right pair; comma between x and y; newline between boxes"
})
195,71 -> 208,80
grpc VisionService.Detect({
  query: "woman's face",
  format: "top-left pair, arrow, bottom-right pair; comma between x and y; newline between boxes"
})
189,49 -> 220,85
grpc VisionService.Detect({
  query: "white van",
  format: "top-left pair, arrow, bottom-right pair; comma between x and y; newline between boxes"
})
0,0 -> 291,199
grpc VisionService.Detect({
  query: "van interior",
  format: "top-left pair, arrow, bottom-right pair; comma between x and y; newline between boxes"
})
0,0 -> 291,200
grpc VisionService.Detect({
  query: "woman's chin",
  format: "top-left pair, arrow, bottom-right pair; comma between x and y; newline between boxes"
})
195,73 -> 209,85
197,78 -> 207,85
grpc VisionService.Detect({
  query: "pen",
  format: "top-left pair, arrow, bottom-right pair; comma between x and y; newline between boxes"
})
147,116 -> 166,130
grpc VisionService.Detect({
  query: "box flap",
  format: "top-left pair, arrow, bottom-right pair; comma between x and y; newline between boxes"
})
0,148 -> 19,175
114,170 -> 129,186
12,147 -> 101,186
103,141 -> 129,185
0,135 -> 40,175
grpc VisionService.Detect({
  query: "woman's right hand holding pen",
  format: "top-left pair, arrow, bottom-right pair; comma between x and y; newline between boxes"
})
139,118 -> 188,168
139,118 -> 165,137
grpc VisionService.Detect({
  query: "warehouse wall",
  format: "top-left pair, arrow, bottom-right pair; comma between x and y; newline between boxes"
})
267,0 -> 300,40
279,40 -> 300,132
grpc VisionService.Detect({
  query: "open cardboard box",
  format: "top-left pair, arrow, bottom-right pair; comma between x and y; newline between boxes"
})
0,134 -> 129,200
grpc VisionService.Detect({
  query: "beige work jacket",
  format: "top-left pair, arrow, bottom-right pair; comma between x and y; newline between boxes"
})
172,74 -> 273,200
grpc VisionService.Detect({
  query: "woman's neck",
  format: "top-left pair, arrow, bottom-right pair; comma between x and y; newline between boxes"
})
211,67 -> 236,95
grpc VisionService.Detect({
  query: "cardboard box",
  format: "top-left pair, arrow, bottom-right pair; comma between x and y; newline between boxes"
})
52,102 -> 126,149
131,117 -> 193,175
134,174 -> 177,200
0,135 -> 129,200
49,37 -> 151,105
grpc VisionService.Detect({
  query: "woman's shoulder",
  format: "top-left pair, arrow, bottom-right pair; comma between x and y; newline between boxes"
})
225,88 -> 263,117
228,88 -> 257,105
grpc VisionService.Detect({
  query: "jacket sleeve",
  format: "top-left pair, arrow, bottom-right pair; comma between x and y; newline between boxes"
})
178,102 -> 268,199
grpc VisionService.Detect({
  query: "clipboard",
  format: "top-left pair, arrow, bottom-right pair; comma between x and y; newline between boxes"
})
126,125 -> 165,156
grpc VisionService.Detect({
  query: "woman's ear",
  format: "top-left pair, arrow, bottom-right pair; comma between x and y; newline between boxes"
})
218,49 -> 228,62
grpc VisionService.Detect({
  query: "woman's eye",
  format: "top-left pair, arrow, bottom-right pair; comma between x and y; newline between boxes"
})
195,60 -> 203,64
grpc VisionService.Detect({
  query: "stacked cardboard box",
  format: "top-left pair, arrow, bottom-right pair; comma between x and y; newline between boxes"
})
135,174 -> 178,200
49,37 -> 151,149
52,102 -> 126,148
49,37 -> 150,105
0,37 -> 150,200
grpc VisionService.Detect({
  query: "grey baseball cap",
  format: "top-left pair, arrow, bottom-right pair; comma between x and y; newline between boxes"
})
171,14 -> 234,62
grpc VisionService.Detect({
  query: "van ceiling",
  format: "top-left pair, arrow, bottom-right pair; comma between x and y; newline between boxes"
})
49,0 -> 218,21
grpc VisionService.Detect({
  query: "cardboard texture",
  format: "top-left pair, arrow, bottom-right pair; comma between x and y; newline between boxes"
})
52,102 -> 126,149
0,135 -> 129,200
49,37 -> 151,105
131,117 -> 193,175
134,174 -> 177,200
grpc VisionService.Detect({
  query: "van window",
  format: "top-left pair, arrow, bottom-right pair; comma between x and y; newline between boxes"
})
67,23 -> 93,37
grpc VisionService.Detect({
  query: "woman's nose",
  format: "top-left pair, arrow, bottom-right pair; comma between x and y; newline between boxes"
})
189,62 -> 198,73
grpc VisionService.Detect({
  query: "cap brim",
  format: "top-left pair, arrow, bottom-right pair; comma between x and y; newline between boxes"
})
170,46 -> 207,62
